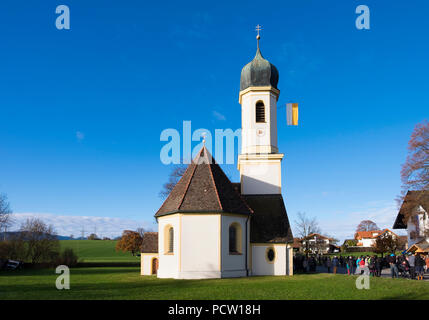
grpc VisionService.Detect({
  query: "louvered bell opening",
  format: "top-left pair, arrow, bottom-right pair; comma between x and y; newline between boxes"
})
256,101 -> 265,123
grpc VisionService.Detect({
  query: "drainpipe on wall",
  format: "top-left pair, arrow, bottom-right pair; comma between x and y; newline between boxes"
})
245,215 -> 250,276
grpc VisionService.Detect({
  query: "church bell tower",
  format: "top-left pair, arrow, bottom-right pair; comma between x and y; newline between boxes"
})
238,29 -> 284,195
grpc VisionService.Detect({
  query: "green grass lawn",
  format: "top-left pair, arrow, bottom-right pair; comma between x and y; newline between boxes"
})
59,240 -> 139,263
0,267 -> 427,300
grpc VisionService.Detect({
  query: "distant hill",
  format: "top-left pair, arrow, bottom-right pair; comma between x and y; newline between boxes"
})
0,231 -> 84,241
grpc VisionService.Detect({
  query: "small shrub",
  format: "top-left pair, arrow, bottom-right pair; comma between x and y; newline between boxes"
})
56,248 -> 79,267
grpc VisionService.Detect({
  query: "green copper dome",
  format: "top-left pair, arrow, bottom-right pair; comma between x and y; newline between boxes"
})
240,46 -> 279,91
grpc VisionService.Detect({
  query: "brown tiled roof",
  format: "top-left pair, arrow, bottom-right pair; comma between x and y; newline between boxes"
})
393,190 -> 429,229
292,238 -> 301,248
141,232 -> 158,253
355,229 -> 397,240
243,194 -> 293,243
155,147 -> 253,217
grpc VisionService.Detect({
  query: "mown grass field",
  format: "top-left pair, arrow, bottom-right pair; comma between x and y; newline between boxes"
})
59,240 -> 139,263
0,267 -> 428,300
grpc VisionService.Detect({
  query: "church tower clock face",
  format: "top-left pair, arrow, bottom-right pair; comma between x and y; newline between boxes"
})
256,129 -> 265,137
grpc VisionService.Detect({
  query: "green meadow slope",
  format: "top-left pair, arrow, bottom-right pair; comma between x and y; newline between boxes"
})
60,240 -> 139,263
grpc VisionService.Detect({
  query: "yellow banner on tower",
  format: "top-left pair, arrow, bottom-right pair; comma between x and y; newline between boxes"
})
286,103 -> 298,126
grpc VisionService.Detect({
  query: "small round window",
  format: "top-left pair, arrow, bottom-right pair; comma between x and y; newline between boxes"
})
267,248 -> 275,262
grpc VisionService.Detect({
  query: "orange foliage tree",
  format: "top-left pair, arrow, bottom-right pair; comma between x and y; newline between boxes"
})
115,230 -> 143,256
397,120 -> 429,219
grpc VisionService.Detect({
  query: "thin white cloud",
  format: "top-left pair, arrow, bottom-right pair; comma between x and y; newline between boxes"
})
212,110 -> 226,121
76,131 -> 85,141
10,213 -> 156,239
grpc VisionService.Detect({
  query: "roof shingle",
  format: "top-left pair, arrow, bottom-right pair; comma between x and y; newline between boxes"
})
141,232 -> 158,253
155,147 -> 253,217
243,194 -> 293,243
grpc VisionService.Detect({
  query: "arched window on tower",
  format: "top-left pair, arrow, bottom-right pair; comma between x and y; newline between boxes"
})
256,101 -> 265,123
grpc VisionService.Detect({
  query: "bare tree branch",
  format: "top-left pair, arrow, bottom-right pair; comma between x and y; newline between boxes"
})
159,165 -> 187,199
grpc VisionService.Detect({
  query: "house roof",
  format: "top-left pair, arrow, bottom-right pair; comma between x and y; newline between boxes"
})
393,190 -> 429,229
243,194 -> 293,243
407,239 -> 429,253
240,45 -> 279,91
155,146 -> 253,217
292,238 -> 302,248
301,233 -> 334,241
141,232 -> 158,253
354,229 -> 397,240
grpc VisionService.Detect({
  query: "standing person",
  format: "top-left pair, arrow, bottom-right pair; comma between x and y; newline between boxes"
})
425,255 -> 429,274
356,256 -> 361,275
359,256 -> 366,275
332,256 -> 339,274
326,256 -> 332,273
303,257 -> 308,273
375,256 -> 382,277
388,254 -> 398,278
369,256 -> 376,277
408,253 -> 416,280
415,254 -> 425,280
347,256 -> 354,275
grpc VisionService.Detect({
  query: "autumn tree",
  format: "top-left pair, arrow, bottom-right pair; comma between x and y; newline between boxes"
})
372,234 -> 400,257
397,120 -> 429,222
356,220 -> 379,232
116,230 -> 143,256
400,120 -> 429,192
159,165 -> 187,199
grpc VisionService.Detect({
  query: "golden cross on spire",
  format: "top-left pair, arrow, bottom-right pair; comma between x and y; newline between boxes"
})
202,132 -> 207,145
255,24 -> 262,40
255,24 -> 262,49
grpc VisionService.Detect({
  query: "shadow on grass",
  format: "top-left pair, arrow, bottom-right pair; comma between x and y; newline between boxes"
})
0,277 -> 211,300
381,292 -> 429,300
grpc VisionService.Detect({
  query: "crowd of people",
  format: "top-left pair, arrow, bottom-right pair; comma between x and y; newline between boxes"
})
293,252 -> 429,280
386,252 -> 427,280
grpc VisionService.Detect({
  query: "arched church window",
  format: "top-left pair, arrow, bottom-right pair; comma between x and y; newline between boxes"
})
164,225 -> 174,254
256,101 -> 265,123
168,227 -> 174,253
229,223 -> 242,254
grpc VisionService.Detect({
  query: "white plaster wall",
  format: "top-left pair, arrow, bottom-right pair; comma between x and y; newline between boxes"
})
180,214 -> 220,279
157,215 -> 180,279
361,238 -> 375,247
141,254 -> 158,275
407,206 -> 429,245
240,161 -> 282,195
269,93 -> 278,149
241,91 -> 278,154
221,215 -> 249,276
251,244 -> 287,276
417,206 -> 429,239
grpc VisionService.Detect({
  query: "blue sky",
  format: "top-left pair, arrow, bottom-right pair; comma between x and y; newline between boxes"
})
1,1 -> 428,240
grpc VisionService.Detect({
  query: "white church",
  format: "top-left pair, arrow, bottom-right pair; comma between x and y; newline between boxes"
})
141,34 -> 294,279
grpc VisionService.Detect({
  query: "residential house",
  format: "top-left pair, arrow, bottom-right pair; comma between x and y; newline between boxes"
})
354,229 -> 398,247
393,190 -> 429,254
300,233 -> 338,254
